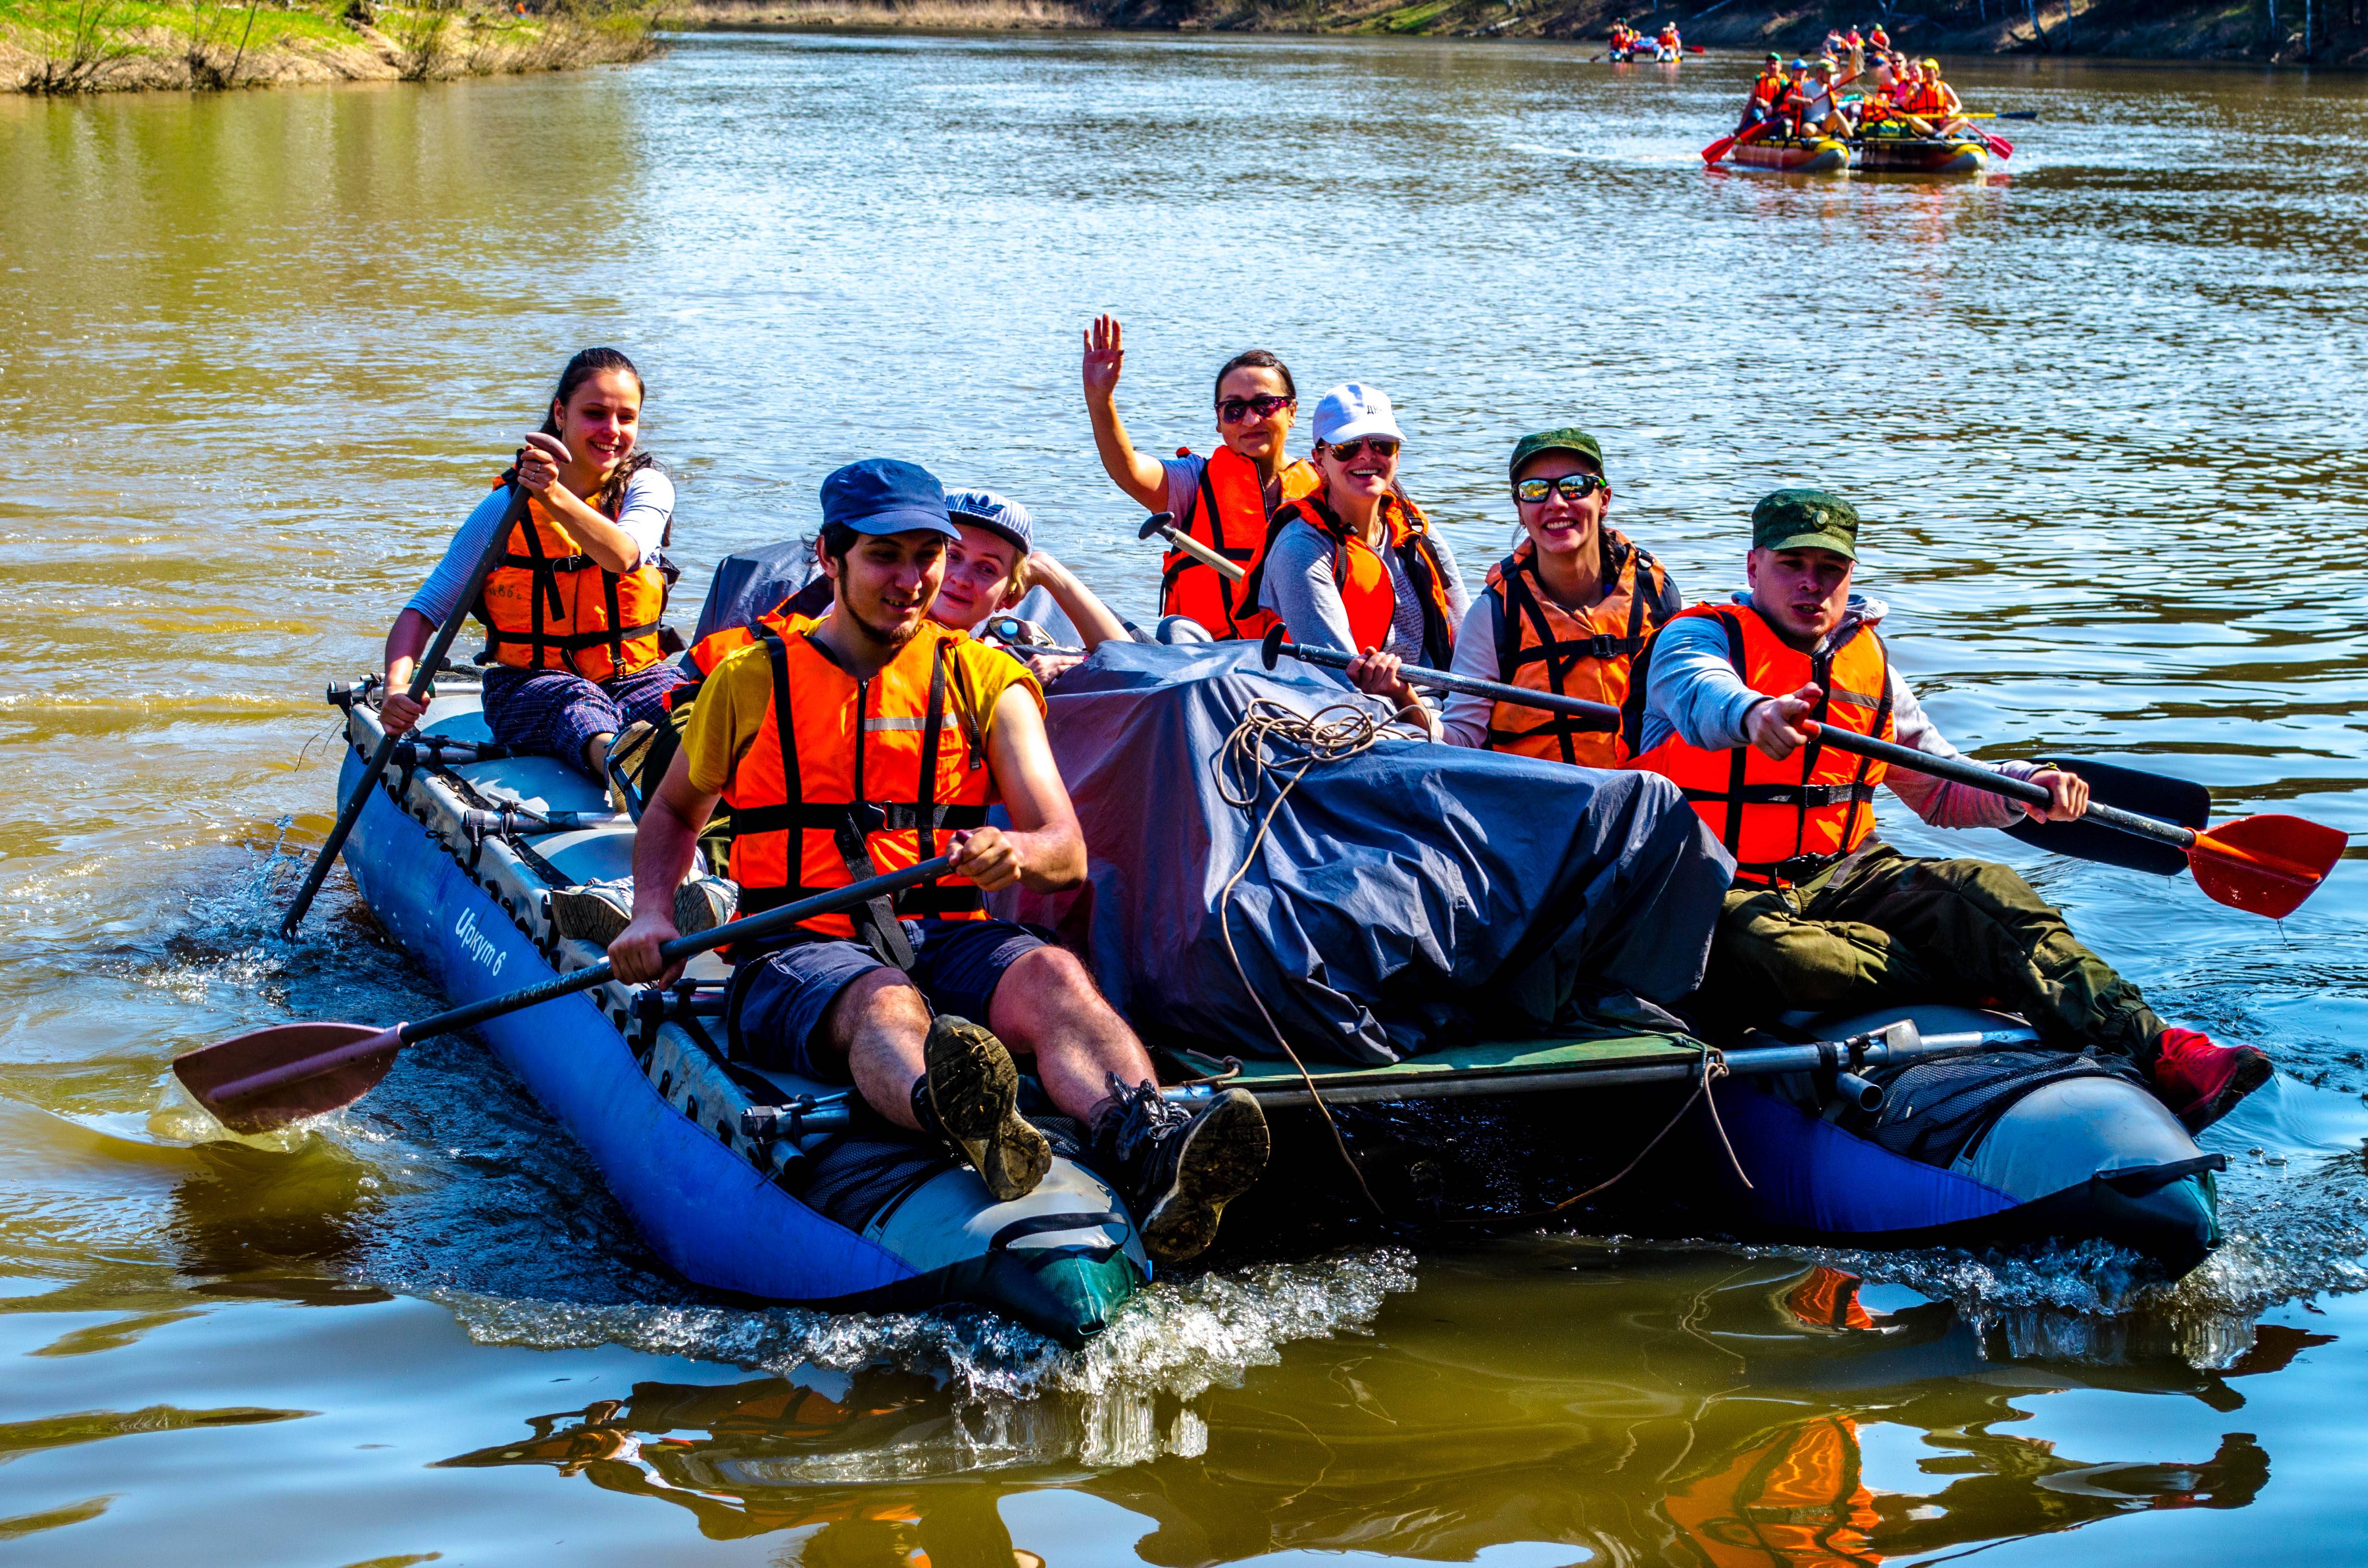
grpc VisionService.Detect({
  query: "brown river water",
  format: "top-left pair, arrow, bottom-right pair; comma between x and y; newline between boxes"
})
3,30 -> 2368,1566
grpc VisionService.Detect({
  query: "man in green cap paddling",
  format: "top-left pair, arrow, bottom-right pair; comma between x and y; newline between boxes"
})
1621,487 -> 2272,1132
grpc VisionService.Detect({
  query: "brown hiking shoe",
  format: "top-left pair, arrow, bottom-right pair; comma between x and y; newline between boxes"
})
921,1016 -> 1050,1203
1092,1078 -> 1270,1266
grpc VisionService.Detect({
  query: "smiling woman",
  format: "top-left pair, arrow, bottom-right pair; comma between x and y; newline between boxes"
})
379,348 -> 687,787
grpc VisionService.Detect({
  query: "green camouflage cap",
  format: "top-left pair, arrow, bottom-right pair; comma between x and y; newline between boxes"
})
1751,488 -> 1860,560
1508,428 -> 1605,483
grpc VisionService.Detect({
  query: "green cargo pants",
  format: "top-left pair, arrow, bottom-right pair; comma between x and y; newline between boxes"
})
1694,843 -> 2167,1064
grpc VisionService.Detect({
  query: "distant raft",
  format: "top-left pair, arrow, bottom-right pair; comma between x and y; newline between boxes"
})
1728,135 -> 1851,174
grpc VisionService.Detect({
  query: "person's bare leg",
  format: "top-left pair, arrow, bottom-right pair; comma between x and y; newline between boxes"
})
827,967 -> 932,1130
986,945 -> 1155,1124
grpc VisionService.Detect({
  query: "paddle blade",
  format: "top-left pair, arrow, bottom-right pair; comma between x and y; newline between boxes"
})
2007,758 -> 2209,877
1260,624 -> 1287,670
173,1023 -> 400,1135
2188,814 -> 2346,919
1702,133 -> 1738,163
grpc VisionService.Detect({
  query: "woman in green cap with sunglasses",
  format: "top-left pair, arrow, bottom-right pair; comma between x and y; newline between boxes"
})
1431,429 -> 1680,766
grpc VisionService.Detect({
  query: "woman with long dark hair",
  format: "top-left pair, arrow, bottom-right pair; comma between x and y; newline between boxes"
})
379,348 -> 683,789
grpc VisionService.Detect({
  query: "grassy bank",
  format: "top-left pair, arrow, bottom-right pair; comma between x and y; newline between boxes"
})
2,0 -> 662,93
672,0 -> 2368,65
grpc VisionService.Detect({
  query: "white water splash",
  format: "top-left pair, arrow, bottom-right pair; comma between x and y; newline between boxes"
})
433,1248 -> 1417,1471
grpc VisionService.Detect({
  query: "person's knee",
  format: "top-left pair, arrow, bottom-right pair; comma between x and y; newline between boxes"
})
1925,856 -> 2053,916
991,945 -> 1117,1040
823,966 -> 925,1052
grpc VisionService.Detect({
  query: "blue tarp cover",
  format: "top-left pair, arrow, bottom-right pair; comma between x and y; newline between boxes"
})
1004,642 -> 1734,1066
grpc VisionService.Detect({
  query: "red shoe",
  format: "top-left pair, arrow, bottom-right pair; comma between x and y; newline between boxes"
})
2152,1027 -> 2273,1133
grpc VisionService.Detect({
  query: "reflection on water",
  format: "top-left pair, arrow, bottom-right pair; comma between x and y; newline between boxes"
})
432,1253 -> 2296,1563
0,27 -> 2365,1566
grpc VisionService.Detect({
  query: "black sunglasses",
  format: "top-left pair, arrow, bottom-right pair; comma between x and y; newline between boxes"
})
1217,394 -> 1295,425
1515,474 -> 1609,504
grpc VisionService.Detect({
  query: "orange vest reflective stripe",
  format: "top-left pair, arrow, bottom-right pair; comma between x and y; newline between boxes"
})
720,625 -> 998,940
1482,531 -> 1672,769
1254,487 -> 1457,665
474,479 -> 669,683
1161,446 -> 1320,639
1629,603 -> 1894,886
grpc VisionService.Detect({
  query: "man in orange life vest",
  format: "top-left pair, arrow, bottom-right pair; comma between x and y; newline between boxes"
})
608,459 -> 1269,1263
1081,314 -> 1320,640
1625,489 -> 2272,1132
1426,428 -> 1681,766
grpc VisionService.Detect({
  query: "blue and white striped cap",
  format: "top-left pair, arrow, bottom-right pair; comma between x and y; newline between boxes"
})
944,490 -> 1033,554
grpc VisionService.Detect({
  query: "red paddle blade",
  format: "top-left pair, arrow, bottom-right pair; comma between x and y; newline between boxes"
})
172,1023 -> 400,1135
1702,134 -> 1738,163
2187,814 -> 2347,919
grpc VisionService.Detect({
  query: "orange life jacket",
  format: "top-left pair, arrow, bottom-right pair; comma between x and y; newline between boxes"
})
1869,25 -> 1889,47
1481,531 -> 1673,769
474,478 -> 670,684
1161,446 -> 1320,639
1246,486 -> 1458,666
720,624 -> 1001,946
1905,80 -> 1952,116
1658,26 -> 1678,46
1627,603 -> 1894,887
1750,70 -> 1787,107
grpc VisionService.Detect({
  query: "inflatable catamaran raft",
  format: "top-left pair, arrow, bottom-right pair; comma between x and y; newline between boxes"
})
309,633 -> 2228,1343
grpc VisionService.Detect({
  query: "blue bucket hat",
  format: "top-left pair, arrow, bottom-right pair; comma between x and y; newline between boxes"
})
944,489 -> 1033,554
819,458 -> 959,540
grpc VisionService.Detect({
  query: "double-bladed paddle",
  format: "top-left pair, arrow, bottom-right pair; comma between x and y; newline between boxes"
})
1258,625 -> 1621,730
280,433 -> 569,936
182,854 -> 962,1134
1801,722 -> 2343,919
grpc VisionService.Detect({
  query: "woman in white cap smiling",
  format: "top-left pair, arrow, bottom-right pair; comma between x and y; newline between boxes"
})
1235,383 -> 1467,723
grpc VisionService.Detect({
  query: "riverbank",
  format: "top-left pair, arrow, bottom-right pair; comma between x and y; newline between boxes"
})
669,0 -> 2368,66
2,0 -> 660,93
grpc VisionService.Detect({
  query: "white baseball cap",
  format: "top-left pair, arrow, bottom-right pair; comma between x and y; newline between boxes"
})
1309,383 -> 1406,448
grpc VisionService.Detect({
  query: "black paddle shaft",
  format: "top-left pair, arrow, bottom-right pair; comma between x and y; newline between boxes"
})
1259,626 -> 1620,730
1805,723 -> 2198,850
395,855 -> 960,1048
280,479 -> 532,937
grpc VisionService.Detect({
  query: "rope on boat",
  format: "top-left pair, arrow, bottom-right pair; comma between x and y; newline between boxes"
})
1214,696 -> 1428,1217
1211,694 -> 1755,1226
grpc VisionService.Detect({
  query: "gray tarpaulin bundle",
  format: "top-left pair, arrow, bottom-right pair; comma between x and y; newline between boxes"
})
1002,641 -> 1733,1066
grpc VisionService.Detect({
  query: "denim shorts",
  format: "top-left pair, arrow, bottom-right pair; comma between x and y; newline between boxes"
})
727,918 -> 1049,1083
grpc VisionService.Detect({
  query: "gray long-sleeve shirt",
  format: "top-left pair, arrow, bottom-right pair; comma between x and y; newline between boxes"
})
1635,590 -> 2038,831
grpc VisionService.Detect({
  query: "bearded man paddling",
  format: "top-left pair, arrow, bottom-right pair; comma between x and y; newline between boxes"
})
1624,489 -> 2271,1132
609,459 -> 1268,1263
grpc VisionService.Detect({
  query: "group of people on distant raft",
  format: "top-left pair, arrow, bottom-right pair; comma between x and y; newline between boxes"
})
1605,18 -> 1683,61
372,338 -> 2274,1267
1739,45 -> 1969,140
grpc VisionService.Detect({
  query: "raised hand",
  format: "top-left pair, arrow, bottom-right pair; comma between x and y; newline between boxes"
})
1082,313 -> 1125,403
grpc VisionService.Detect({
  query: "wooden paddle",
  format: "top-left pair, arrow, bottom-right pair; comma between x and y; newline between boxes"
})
184,853 -> 961,1134
280,433 -> 567,936
1258,626 -> 1619,729
1801,722 -> 2344,919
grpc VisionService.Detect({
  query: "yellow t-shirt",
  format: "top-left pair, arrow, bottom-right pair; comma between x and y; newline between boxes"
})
681,623 -> 1044,798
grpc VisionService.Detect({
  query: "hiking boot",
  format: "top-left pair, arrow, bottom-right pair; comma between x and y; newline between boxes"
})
604,721 -> 656,815
549,875 -> 735,948
918,1015 -> 1050,1203
1092,1078 -> 1269,1266
2153,1027 -> 2273,1133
